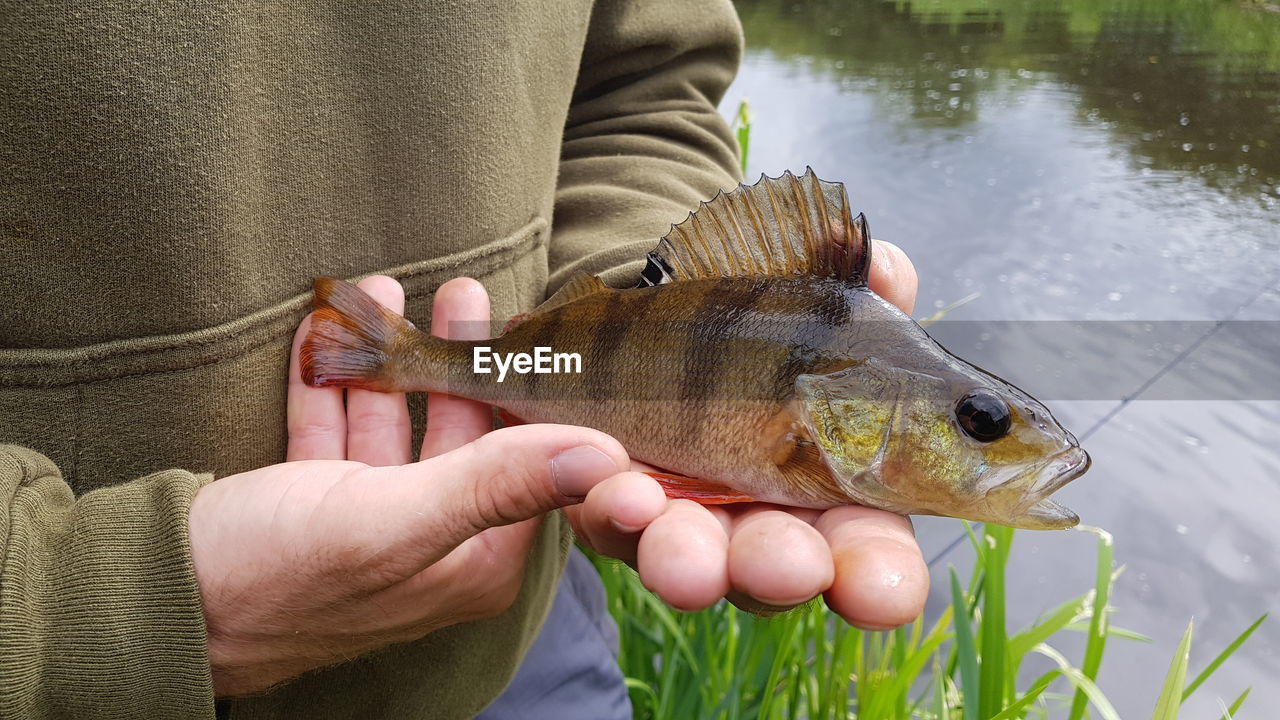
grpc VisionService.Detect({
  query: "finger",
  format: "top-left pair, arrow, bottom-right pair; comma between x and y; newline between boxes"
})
815,506 -> 929,629
726,507 -> 834,607
382,423 -> 629,571
422,277 -> 494,459
868,239 -> 918,315
570,471 -> 668,563
287,313 -> 347,461
636,500 -> 731,611
345,276 -> 413,466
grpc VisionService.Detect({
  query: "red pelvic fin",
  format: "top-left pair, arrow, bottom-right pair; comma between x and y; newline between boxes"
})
496,408 -> 526,428
644,471 -> 756,505
501,312 -> 530,334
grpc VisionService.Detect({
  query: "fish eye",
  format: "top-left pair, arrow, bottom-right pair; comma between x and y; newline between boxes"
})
956,390 -> 1011,442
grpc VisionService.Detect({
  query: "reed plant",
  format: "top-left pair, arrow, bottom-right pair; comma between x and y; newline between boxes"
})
586,523 -> 1264,719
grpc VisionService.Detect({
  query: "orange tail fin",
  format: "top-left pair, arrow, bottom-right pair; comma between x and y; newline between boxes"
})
301,277 -> 415,391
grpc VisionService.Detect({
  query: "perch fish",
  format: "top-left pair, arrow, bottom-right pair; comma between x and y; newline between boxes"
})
302,169 -> 1090,529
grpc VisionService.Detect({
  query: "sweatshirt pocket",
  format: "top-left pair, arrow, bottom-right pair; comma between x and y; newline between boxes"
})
0,217 -> 548,490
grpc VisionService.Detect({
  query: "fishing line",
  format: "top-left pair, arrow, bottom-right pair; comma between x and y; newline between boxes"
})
926,274 -> 1280,569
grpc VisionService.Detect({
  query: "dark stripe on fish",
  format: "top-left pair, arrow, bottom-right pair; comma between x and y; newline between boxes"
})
769,280 -> 852,399
676,278 -> 770,446
520,303 -> 564,397
583,288 -> 655,404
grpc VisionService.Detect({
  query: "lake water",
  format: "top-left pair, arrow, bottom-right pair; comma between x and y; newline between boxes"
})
724,0 -> 1280,715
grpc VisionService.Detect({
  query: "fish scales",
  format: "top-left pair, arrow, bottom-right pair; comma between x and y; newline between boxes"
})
391,276 -> 890,505
488,280 -> 826,497
674,279 -> 769,461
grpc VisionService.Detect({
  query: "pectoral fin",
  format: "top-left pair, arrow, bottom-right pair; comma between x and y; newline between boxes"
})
765,399 -> 851,506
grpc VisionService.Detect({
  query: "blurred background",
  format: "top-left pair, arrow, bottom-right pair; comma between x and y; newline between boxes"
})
720,0 -> 1279,716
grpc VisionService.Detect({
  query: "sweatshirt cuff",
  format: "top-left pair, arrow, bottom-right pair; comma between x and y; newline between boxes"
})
0,445 -> 216,719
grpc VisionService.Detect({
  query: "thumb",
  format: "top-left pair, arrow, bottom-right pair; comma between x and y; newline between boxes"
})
869,239 -> 917,315
398,423 -> 629,560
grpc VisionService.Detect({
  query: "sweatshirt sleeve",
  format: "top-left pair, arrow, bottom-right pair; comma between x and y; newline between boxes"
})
0,445 -> 215,719
549,0 -> 745,290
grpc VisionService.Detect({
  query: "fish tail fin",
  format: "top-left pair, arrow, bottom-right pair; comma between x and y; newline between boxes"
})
301,277 -> 419,391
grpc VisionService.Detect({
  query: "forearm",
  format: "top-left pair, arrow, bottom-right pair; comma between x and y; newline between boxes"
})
0,445 -> 215,719
551,0 -> 744,290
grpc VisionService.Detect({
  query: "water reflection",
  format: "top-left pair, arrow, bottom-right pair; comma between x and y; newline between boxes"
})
735,0 -> 1280,202
728,0 -> 1280,716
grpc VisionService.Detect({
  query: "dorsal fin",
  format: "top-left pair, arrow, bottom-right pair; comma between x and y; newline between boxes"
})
649,168 -> 871,285
534,272 -> 609,313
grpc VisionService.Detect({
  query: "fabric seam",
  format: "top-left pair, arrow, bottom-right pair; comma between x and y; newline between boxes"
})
1,219 -> 544,364
0,221 -> 546,387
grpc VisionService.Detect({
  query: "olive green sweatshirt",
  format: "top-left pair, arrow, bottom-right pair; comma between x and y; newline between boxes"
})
0,1 -> 741,717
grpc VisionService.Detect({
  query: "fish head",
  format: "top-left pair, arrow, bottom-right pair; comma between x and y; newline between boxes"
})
796,358 -> 1089,529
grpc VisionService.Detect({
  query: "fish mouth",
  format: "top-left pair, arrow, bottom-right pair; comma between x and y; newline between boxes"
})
1015,447 -> 1091,529
1027,446 -> 1091,502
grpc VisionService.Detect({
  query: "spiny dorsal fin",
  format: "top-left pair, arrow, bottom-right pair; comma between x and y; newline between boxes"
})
535,272 -> 609,313
651,168 -> 871,285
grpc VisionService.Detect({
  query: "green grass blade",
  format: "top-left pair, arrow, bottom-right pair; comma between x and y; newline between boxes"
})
944,523 -> 986,686
1153,620 -> 1194,720
829,622 -> 859,720
962,520 -> 984,567
1069,525 -> 1114,720
945,568 -> 984,682
892,626 -> 909,716
1063,621 -> 1153,643
989,671 -> 1059,720
733,100 -> 751,175
1183,613 -> 1267,701
979,525 -> 1013,716
625,678 -> 660,717
918,292 -> 981,327
636,590 -> 700,674
1034,644 -> 1123,720
884,621 -> 952,702
756,612 -> 801,720
1218,687 -> 1251,720
932,653 -> 952,720
1008,594 -> 1089,670
949,567 -> 980,720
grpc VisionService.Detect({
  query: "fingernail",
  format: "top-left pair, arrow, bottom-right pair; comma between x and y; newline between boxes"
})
551,446 -> 618,498
610,517 -> 645,534
872,239 -> 894,276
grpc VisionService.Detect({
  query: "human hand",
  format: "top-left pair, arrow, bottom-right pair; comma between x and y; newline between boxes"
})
567,239 -> 930,627
188,277 -> 629,696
